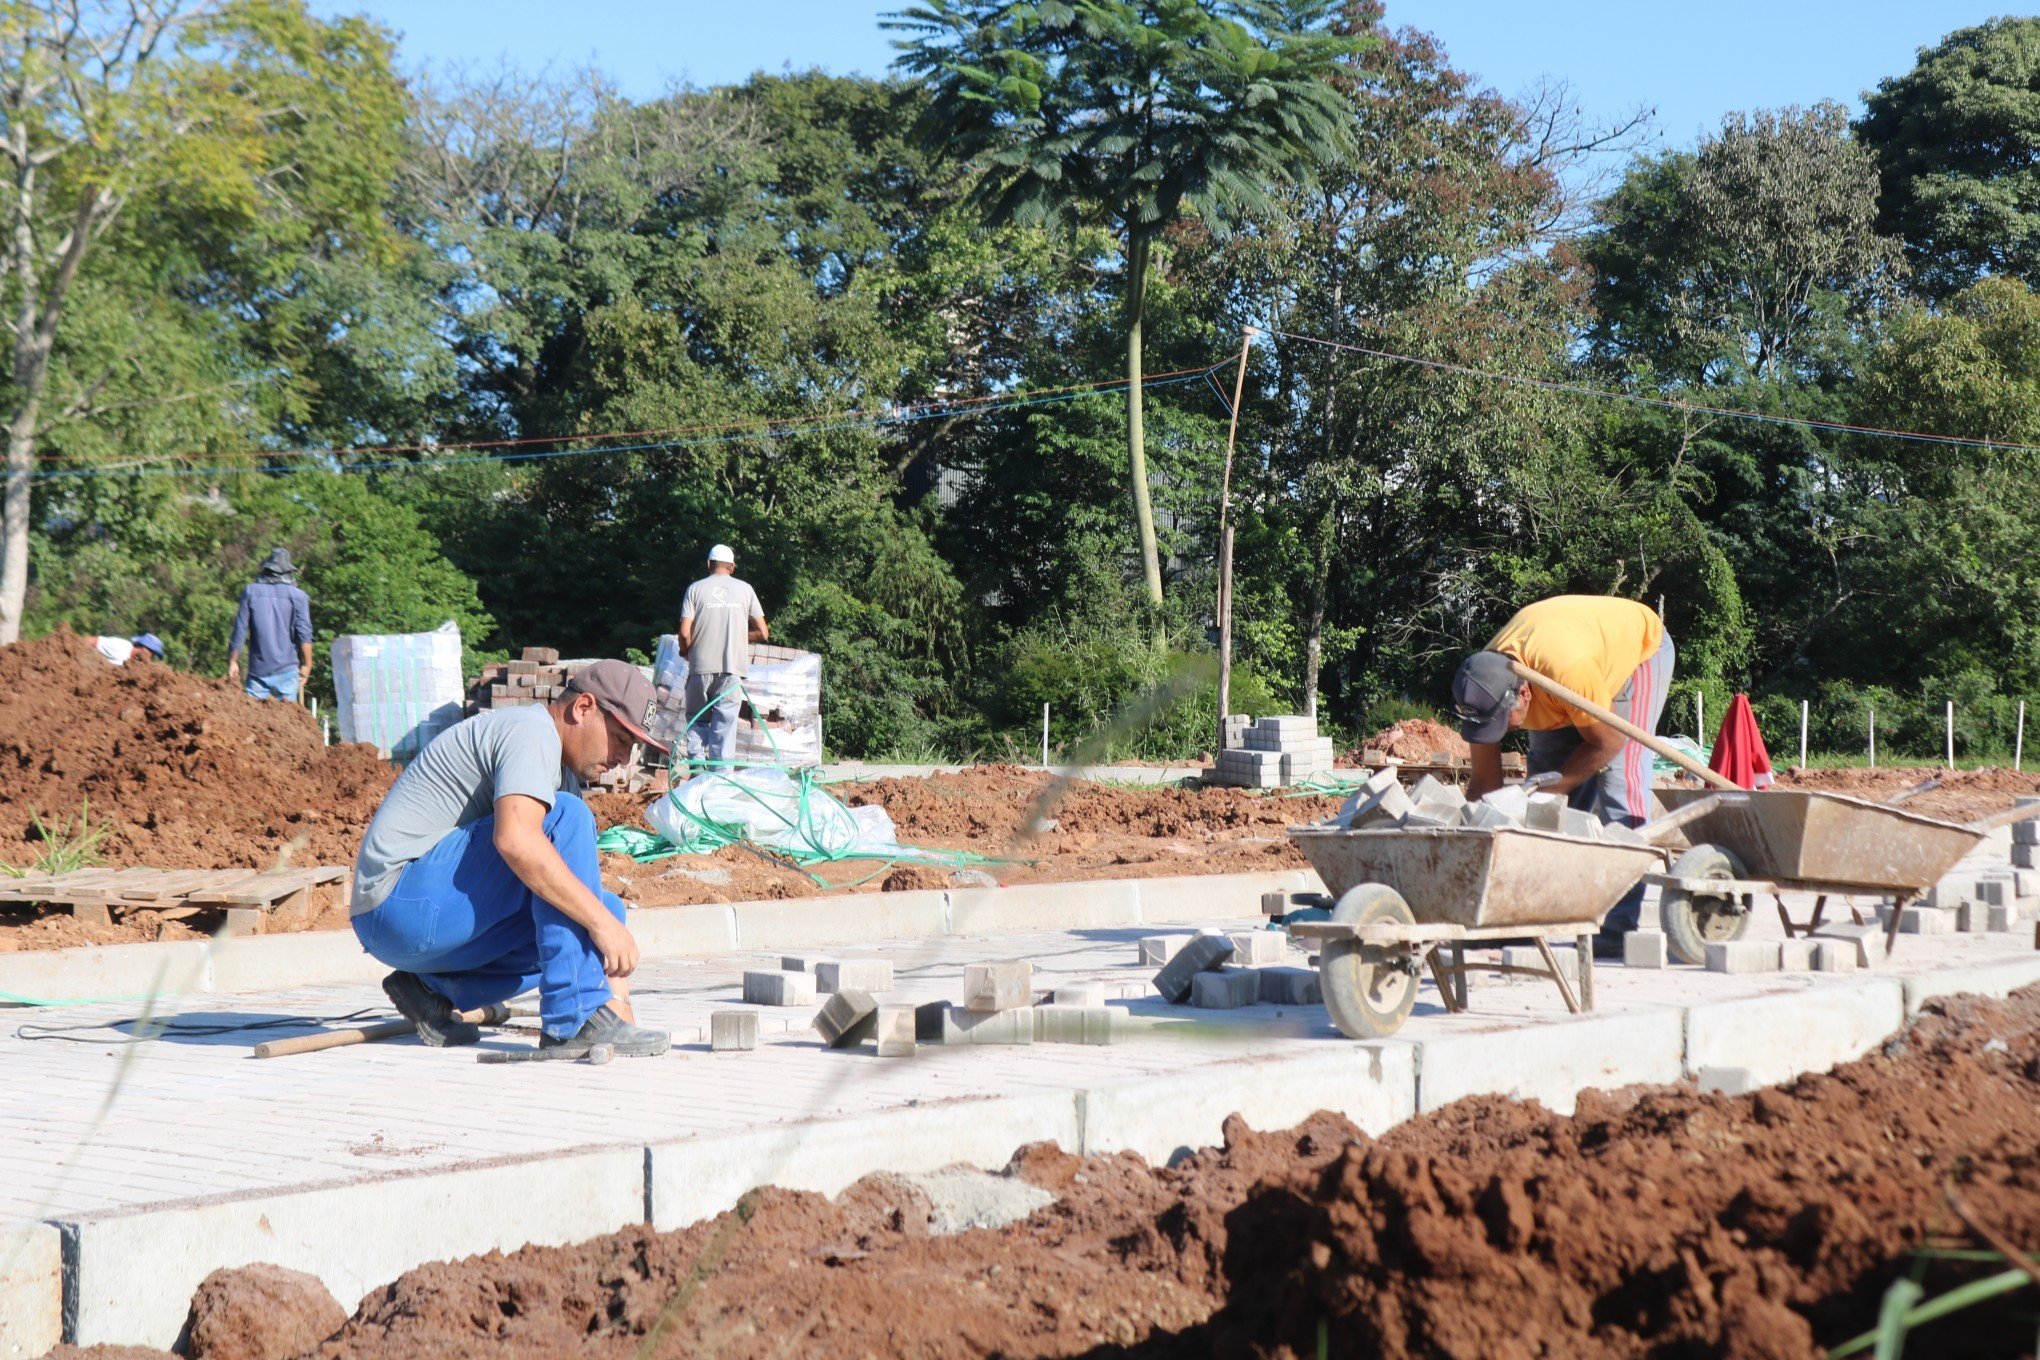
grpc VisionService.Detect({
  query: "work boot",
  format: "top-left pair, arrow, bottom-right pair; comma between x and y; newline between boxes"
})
541,1003 -> 671,1058
382,971 -> 481,1047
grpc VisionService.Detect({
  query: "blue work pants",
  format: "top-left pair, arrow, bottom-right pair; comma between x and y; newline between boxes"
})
350,793 -> 624,1038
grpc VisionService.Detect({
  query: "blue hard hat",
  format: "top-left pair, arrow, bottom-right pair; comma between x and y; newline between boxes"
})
131,633 -> 165,658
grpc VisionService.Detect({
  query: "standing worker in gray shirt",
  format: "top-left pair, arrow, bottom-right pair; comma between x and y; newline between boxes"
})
679,543 -> 768,767
225,548 -> 314,701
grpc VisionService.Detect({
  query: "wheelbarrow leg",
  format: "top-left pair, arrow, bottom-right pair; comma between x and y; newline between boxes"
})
1425,945 -> 1464,1014
1451,942 -> 1469,1009
1884,890 -> 1913,957
1808,895 -> 1828,932
1536,938 -> 1581,1014
1774,894 -> 1795,937
1575,932 -> 1594,1011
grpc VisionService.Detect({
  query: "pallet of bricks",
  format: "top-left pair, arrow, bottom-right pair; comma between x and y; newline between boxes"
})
467,647 -> 656,790
1211,715 -> 1335,788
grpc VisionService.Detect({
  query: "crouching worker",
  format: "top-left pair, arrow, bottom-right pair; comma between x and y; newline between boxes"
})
350,660 -> 671,1057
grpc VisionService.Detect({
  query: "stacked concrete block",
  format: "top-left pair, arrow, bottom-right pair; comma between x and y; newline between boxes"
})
1705,940 -> 1780,974
1226,930 -> 1289,966
2014,799 -> 2040,869
1878,904 -> 1953,935
1190,967 -> 1262,1009
1153,934 -> 1237,1003
468,646 -> 571,713
1215,715 -> 1331,786
816,959 -> 894,994
1990,903 -> 2018,932
742,970 -> 817,1006
1777,940 -> 1816,972
1926,880 -> 1973,911
1256,965 -> 1322,1005
1956,902 -> 1989,934
1220,713 -> 1252,752
710,1011 -> 759,1051
1137,934 -> 1192,968
1338,770 -> 1412,828
1811,922 -> 1879,969
1975,877 -> 2011,908
963,961 -> 1033,1011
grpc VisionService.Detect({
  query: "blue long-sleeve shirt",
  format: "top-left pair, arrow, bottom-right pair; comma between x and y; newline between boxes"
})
229,580 -> 313,678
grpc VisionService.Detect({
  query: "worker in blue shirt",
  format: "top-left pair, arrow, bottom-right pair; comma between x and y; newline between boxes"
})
226,548 -> 315,701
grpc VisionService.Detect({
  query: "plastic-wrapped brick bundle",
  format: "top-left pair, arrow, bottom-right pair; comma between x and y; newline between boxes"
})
332,621 -> 465,762
646,635 -> 823,768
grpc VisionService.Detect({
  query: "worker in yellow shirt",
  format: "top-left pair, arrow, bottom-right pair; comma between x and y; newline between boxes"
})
1451,595 -> 1674,943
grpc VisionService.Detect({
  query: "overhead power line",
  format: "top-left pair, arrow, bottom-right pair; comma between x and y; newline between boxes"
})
1259,326 -> 2040,457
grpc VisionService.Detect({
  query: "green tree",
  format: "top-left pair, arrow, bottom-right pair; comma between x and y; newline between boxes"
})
1858,18 -> 2040,299
0,0 -> 407,644
891,0 -> 1365,604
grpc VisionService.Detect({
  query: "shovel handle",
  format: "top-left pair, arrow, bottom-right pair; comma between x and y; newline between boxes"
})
1635,792 -> 1749,845
1506,660 -> 1741,792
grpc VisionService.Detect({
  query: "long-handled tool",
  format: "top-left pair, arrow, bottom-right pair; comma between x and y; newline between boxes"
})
1507,660 -> 1739,791
251,1002 -> 517,1058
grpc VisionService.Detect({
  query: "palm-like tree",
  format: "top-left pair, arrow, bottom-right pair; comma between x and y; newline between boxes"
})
892,0 -> 1364,604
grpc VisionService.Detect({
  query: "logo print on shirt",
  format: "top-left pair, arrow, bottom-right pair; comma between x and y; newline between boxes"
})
711,585 -> 730,604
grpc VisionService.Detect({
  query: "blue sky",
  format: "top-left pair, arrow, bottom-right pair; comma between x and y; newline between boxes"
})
318,2 -> 2005,150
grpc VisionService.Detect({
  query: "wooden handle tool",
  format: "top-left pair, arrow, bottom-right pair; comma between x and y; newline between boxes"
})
1506,660 -> 1741,792
252,1002 -> 514,1058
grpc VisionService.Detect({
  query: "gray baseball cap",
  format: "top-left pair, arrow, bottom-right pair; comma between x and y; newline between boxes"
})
1452,651 -> 1521,744
565,659 -> 667,752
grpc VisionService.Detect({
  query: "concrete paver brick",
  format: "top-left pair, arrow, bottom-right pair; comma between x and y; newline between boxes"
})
1812,920 -> 1880,969
1033,1006 -> 1116,1045
1989,904 -> 2017,932
1524,794 -> 1566,832
2015,842 -> 2038,869
1225,930 -> 1289,966
950,1008 -> 1036,1046
1623,930 -> 1669,969
1777,940 -> 1815,972
1955,902 -> 1989,933
1152,933 -> 1235,1003
1975,879 -> 2010,908
741,970 -> 816,1006
1557,809 -> 1603,840
963,961 -> 1033,1011
710,1012 -> 758,1051
1050,982 -> 1106,1007
816,959 -> 894,994
874,1007 -> 916,1058
1811,940 -> 1858,972
1254,965 -> 1321,1006
1927,881 -> 1972,910
813,989 -> 878,1048
1136,934 -> 1191,967
1190,967 -> 1260,1009
779,955 -> 834,973
1885,906 -> 1953,935
1706,940 -> 1780,975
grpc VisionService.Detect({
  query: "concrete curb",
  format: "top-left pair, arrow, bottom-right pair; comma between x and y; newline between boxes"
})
647,1091 -> 1082,1231
1684,979 -> 1906,1088
55,1146 -> 646,1350
0,871 -> 1319,1010
1414,1009 -> 1686,1116
1900,955 -> 2040,1016
0,1225 -> 59,1358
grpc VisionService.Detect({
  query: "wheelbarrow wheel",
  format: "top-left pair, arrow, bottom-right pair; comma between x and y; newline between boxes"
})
1320,884 -> 1419,1040
1661,843 -> 1750,965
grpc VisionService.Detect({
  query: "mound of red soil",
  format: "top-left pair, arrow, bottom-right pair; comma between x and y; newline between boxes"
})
0,633 -> 394,947
1352,718 -> 1470,764
1775,765 -> 2040,823
122,986 -> 2040,1360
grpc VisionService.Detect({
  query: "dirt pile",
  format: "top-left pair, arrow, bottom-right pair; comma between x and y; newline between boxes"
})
602,765 -> 1341,907
1351,718 -> 1469,764
81,986 -> 2040,1360
187,1264 -> 347,1360
1774,765 -> 2040,822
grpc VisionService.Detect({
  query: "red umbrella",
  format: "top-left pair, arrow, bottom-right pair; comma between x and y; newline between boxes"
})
1708,693 -> 1775,790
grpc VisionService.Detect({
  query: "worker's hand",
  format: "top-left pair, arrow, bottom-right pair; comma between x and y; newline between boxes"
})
298,665 -> 312,693
590,916 -> 639,978
226,658 -> 240,683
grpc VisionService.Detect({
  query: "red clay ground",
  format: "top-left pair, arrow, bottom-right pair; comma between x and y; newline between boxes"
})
50,986 -> 2040,1360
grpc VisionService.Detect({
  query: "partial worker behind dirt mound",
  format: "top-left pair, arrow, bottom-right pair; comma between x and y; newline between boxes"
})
0,632 -> 393,900
110,985 -> 2031,1360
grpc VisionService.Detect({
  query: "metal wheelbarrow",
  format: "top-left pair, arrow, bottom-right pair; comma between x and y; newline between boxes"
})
1649,786 -> 2038,963
1283,825 -> 1663,1039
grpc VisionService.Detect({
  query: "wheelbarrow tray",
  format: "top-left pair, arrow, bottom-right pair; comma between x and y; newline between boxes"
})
1654,788 -> 1982,892
1287,825 -> 1662,930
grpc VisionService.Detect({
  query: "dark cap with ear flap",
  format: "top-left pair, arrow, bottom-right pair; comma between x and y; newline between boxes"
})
1452,651 -> 1521,744
563,659 -> 668,752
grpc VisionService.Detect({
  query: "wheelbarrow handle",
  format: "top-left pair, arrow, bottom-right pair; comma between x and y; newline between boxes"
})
1505,661 -> 1742,792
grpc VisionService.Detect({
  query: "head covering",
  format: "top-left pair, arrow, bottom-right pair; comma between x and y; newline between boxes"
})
563,659 -> 667,752
130,633 -> 165,659
1707,693 -> 1775,790
1452,650 -> 1521,744
257,547 -> 296,582
707,544 -> 736,565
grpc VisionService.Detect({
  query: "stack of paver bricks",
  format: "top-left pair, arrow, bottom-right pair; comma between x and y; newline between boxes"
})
1140,929 -> 1318,1008
1211,715 -> 1335,788
1333,768 -> 1649,845
2015,796 -> 2040,868
466,647 -> 570,714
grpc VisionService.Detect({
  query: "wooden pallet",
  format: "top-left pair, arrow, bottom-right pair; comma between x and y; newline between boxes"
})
0,865 -> 351,934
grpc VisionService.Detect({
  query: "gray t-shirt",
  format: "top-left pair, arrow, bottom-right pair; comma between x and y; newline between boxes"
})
680,574 -> 764,676
352,706 -> 578,915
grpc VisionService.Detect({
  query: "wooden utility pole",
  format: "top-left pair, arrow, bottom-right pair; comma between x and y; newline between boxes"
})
1215,327 -> 1254,751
